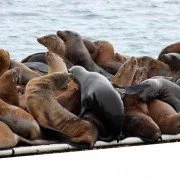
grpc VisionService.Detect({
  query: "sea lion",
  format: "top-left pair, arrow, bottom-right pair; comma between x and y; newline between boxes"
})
37,34 -> 65,57
45,51 -> 68,74
56,87 -> 81,115
57,30 -> 113,78
123,94 -> 162,142
0,121 -> 58,149
69,66 -> 124,141
0,67 -> 20,106
138,78 -> 180,112
94,40 -> 115,63
21,52 -> 73,69
160,53 -> 180,71
10,60 -> 40,85
25,72 -> 98,148
158,42 -> 180,60
148,100 -> 180,134
112,57 -> 138,87
83,39 -> 100,60
24,62 -> 48,74
114,53 -> 129,63
132,67 -> 148,85
0,98 -> 42,140
0,49 -> 11,76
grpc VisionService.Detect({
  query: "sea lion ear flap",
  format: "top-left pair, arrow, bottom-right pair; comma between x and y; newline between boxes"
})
114,83 -> 150,95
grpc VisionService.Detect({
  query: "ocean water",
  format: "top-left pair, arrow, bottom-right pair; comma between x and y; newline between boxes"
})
0,0 -> 179,60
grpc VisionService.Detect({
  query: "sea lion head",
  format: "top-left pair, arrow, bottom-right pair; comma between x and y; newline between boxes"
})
57,30 -> 81,43
51,72 -> 74,90
37,34 -> 65,56
0,49 -> 11,76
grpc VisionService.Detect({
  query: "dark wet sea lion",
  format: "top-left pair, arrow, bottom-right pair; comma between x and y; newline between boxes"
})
161,53 -> 180,71
0,67 -> 20,106
158,42 -> 180,60
45,51 -> 68,73
123,94 -> 162,142
10,60 -> 40,85
57,30 -> 113,78
138,78 -> 180,112
0,49 -> 11,76
0,98 -> 42,140
148,100 -> 180,134
25,72 -> 98,148
37,34 -> 65,57
24,62 -> 48,73
69,66 -> 124,141
112,57 -> 138,87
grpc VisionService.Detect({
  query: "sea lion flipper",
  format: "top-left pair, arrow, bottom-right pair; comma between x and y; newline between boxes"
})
115,83 -> 150,95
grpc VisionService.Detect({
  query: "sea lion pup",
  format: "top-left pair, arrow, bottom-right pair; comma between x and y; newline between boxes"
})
160,53 -> 180,71
57,30 -> 113,78
0,98 -> 42,140
0,49 -> 11,76
10,60 -> 40,85
123,94 -> 162,142
37,34 -> 65,57
132,67 -> 148,85
24,62 -> 48,74
25,72 -> 98,148
83,39 -> 100,60
69,66 -> 124,141
148,100 -> 180,134
112,57 -> 138,87
45,51 -> 68,74
158,42 -> 180,61
138,78 -> 180,112
0,67 -> 20,106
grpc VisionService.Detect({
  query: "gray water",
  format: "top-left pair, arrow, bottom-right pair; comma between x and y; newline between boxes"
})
0,0 -> 180,60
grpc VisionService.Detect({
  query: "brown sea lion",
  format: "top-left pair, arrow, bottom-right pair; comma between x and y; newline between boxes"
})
148,100 -> 180,134
114,52 -> 129,63
25,72 -> 98,148
0,67 -> 20,106
158,42 -> 180,60
45,51 -> 68,74
83,39 -> 100,60
123,94 -> 162,142
10,60 -> 40,85
56,87 -> 81,115
37,34 -> 65,57
160,53 -> 180,71
112,57 -> 138,87
0,49 -> 11,76
57,30 -> 113,78
0,98 -> 42,140
94,40 -> 115,63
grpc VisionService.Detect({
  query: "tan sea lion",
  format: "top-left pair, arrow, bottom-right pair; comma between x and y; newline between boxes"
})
158,42 -> 180,60
10,60 -> 40,85
148,100 -> 180,134
45,51 -> 68,74
0,98 -> 42,140
25,72 -> 98,148
123,94 -> 162,142
0,49 -> 11,76
37,34 -> 65,57
112,57 -> 138,87
132,67 -> 148,85
0,67 -> 20,106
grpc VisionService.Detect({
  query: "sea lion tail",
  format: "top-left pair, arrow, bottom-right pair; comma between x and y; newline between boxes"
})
115,83 -> 150,95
